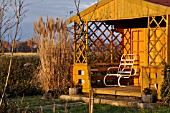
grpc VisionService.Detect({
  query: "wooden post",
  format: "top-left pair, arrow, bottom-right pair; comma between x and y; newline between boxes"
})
85,21 -> 93,113
89,88 -> 94,113
88,66 -> 93,113
74,22 -> 77,63
146,16 -> 150,66
110,25 -> 113,63
166,15 -> 170,64
86,21 -> 89,63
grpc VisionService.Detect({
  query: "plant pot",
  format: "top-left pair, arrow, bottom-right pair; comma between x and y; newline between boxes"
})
69,88 -> 78,95
77,87 -> 82,94
141,94 -> 157,103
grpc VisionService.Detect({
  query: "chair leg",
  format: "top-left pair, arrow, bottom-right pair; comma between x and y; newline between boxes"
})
118,76 -> 130,87
154,84 -> 158,90
103,75 -> 115,86
118,76 -> 122,86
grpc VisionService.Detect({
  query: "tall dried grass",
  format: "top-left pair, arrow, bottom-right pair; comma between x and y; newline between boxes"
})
34,17 -> 73,94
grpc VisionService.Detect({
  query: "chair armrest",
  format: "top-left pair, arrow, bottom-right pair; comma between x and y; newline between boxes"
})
107,67 -> 119,70
132,68 -> 136,75
122,67 -> 131,71
121,68 -> 136,75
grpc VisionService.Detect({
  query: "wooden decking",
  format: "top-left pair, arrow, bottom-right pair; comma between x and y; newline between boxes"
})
92,86 -> 141,97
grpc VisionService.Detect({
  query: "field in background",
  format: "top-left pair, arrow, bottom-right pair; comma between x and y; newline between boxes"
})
3,52 -> 38,56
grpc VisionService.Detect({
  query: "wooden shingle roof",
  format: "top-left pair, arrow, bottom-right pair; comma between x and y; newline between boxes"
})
68,0 -> 170,24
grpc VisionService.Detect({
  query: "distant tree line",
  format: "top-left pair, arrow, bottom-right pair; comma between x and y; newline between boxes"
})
2,38 -> 38,53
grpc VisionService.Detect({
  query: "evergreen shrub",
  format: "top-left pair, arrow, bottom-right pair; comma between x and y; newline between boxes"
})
0,55 -> 42,97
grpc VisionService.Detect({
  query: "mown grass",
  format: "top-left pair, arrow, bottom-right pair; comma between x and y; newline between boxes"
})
28,104 -> 170,113
8,95 -> 81,108
7,96 -> 170,113
67,104 -> 170,113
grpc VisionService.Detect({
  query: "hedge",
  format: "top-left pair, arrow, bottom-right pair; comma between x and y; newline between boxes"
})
0,55 -> 43,97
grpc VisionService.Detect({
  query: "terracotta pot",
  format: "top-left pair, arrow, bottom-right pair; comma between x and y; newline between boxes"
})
69,88 -> 78,95
141,94 -> 157,103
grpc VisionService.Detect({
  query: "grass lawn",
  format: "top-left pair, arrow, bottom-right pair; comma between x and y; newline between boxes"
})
4,96 -> 170,113
60,104 -> 170,113
8,95 -> 81,108
30,104 -> 170,113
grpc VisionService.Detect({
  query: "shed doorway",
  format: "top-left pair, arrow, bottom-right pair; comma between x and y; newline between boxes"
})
123,28 -> 146,86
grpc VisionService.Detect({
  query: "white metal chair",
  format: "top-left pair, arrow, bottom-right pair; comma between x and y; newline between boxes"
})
103,54 -> 136,86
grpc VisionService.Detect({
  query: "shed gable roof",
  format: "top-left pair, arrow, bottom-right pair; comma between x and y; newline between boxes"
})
146,0 -> 170,6
68,0 -> 170,24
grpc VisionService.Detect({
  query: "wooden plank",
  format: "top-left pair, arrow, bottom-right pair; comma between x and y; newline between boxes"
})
90,63 -> 118,67
74,22 -> 77,63
91,67 -> 117,72
146,17 -> 149,66
167,15 -> 170,64
92,86 -> 141,97
91,76 -> 116,80
91,67 -> 107,71
85,21 -> 88,63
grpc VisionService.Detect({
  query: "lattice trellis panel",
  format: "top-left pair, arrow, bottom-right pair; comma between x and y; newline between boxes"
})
148,16 -> 167,66
123,28 -> 131,54
74,22 -> 87,63
88,22 -> 123,64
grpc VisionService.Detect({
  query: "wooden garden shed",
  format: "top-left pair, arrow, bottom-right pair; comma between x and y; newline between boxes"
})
67,0 -> 170,99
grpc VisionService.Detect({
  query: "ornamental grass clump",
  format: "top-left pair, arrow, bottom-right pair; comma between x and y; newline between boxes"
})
34,17 -> 73,98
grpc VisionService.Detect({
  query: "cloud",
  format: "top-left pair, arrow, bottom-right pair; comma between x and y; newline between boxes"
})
21,0 -> 97,41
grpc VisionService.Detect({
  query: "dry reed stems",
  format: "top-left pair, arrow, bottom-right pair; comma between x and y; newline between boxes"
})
34,17 -> 72,94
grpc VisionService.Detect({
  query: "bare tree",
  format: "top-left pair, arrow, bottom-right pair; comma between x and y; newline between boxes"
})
0,0 -> 13,54
0,0 -> 28,106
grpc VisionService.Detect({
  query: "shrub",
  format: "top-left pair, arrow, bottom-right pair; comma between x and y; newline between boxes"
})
143,87 -> 152,95
0,55 -> 43,97
160,67 -> 170,107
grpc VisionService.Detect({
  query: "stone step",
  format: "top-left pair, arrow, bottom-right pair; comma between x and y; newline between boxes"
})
60,95 -> 158,109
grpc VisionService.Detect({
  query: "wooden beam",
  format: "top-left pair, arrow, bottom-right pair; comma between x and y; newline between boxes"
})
67,0 -> 113,24
145,18 -> 149,66
167,15 -> 170,64
74,22 -> 77,63
86,21 -> 88,63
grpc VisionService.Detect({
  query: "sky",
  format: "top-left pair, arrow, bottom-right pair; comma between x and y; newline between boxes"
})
20,0 -> 98,41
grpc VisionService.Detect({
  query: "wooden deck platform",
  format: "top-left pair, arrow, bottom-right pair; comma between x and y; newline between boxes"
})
92,86 -> 141,97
